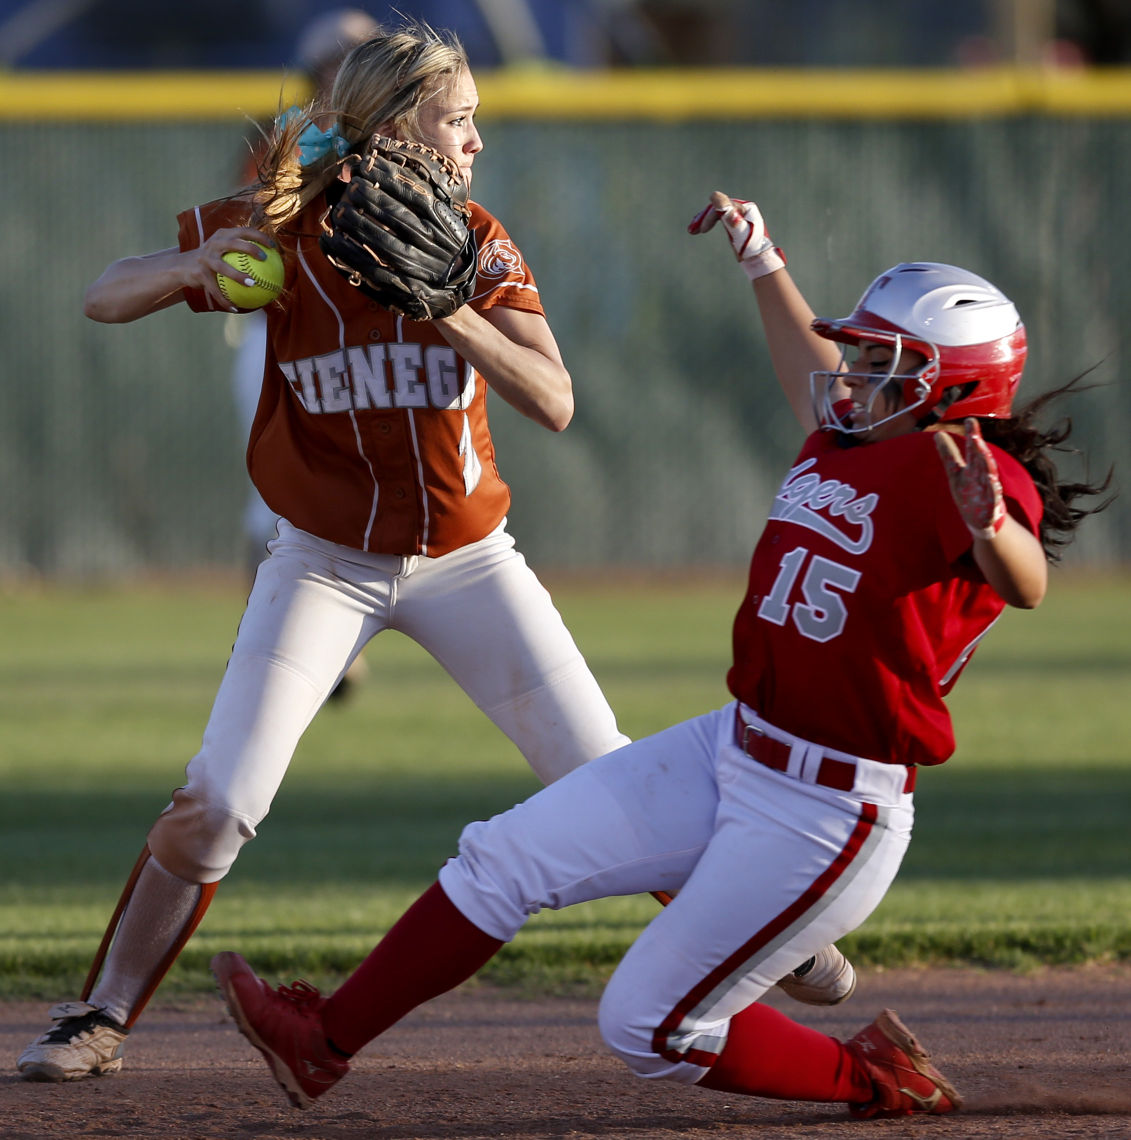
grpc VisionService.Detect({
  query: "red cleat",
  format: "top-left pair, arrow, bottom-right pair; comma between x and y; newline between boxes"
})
844,1008 -> 962,1118
211,951 -> 349,1108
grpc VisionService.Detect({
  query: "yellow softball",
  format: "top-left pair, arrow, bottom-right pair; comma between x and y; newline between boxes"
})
217,242 -> 285,310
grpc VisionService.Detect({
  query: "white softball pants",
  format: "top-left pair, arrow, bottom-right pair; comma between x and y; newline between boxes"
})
147,518 -> 628,883
440,703 -> 914,1085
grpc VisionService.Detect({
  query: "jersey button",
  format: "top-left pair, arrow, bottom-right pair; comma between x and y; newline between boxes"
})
378,422 -> 392,434
368,328 -> 382,341
393,488 -> 407,499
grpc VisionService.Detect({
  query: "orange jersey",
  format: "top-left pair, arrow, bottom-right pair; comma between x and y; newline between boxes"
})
178,193 -> 545,556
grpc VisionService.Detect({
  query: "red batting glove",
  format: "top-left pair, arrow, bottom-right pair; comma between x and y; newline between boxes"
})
935,418 -> 1007,541
688,191 -> 786,281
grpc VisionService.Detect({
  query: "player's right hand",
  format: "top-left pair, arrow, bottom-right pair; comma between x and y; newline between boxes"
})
195,227 -> 277,312
688,191 -> 786,282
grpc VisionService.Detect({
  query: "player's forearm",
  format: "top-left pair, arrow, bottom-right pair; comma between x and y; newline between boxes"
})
84,249 -> 190,323
434,306 -> 574,431
752,269 -> 844,433
971,515 -> 1047,608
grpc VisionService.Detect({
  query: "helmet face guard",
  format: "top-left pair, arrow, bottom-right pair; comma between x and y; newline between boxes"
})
810,320 -> 939,435
809,263 -> 1027,435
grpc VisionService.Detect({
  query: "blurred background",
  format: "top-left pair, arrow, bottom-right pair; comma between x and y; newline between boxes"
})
3,0 -> 1130,68
0,0 -> 1128,577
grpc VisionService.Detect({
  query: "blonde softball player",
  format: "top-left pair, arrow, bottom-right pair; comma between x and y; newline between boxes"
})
17,30 -> 840,1085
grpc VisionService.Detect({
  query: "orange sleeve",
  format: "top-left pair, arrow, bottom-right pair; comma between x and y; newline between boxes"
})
175,197 -> 257,313
467,203 -> 545,316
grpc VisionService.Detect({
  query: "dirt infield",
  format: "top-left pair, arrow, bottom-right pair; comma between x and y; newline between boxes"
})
4,965 -> 1131,1140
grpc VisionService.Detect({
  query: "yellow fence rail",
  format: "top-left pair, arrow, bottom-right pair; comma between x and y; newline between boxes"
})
3,65 -> 1131,121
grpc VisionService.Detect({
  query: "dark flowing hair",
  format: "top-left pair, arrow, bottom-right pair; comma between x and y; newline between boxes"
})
978,371 -> 1115,562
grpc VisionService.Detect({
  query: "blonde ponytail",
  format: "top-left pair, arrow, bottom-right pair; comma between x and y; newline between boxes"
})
252,19 -> 468,233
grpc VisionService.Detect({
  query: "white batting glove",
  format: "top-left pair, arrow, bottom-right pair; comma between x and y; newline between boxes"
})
935,418 -> 1007,541
688,191 -> 787,281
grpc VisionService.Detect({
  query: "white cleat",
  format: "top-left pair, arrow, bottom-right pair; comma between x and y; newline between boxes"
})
775,945 -> 857,1005
17,1001 -> 129,1082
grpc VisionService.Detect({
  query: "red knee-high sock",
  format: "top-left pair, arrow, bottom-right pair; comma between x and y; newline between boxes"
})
697,1001 -> 872,1103
321,881 -> 504,1056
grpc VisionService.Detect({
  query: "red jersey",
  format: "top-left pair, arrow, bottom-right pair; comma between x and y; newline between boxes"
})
727,429 -> 1043,768
178,193 -> 545,556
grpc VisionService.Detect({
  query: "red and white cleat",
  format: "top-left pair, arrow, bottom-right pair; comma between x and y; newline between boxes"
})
211,951 -> 349,1108
845,1008 -> 962,1118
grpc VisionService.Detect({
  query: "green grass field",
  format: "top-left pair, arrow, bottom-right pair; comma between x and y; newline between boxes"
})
2,571 -> 1129,1000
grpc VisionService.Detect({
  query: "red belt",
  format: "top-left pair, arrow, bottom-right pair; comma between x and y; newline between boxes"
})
734,708 -> 916,794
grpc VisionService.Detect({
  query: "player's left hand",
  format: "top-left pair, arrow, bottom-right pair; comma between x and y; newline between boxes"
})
319,135 -> 476,321
935,418 -> 1007,540
688,191 -> 786,281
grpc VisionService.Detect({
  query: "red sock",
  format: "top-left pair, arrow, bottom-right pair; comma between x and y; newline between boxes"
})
321,881 -> 504,1056
697,1002 -> 872,1102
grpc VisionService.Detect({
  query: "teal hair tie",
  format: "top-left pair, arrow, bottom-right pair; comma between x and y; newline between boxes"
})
277,106 -> 350,167
297,122 -> 350,166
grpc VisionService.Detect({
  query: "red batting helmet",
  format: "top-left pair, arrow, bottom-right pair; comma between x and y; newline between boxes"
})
810,262 -> 1027,434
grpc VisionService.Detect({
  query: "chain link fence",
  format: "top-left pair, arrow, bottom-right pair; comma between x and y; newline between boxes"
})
1,110 -> 1126,577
